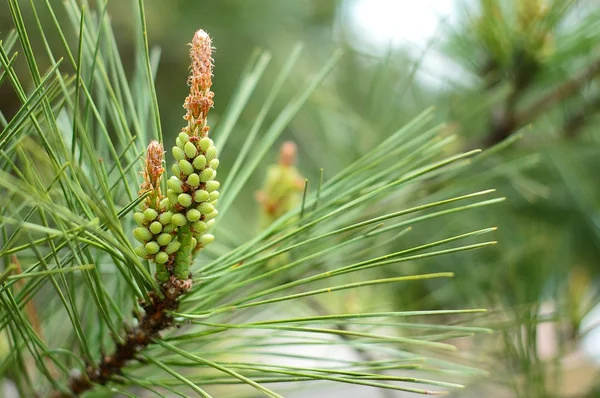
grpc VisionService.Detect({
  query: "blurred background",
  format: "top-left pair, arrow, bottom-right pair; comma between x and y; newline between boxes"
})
1,0 -> 600,397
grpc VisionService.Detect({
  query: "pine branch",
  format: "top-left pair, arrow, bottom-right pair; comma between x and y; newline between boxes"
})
0,3 -> 505,395
51,27 -> 220,397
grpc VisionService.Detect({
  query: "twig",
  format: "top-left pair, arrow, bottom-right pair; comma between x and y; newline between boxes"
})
516,58 -> 600,127
486,56 -> 600,146
52,278 -> 190,397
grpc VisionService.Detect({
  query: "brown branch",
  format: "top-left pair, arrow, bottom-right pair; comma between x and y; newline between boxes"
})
516,58 -> 600,126
486,56 -> 600,146
52,278 -> 191,397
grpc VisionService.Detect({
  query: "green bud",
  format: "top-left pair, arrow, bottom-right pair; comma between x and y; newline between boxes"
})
206,146 -> 217,162
165,240 -> 182,254
187,173 -> 200,187
171,213 -> 187,227
191,221 -> 207,233
178,193 -> 193,207
158,211 -> 173,225
209,158 -> 219,170
160,198 -> 170,211
200,168 -> 215,182
193,155 -> 207,170
172,163 -> 181,176
184,141 -> 198,158
143,208 -> 158,221
199,137 -> 211,152
190,237 -> 198,249
205,180 -> 220,192
204,210 -> 219,221
175,136 -> 184,149
156,267 -> 169,283
134,246 -> 148,258
179,159 -> 194,176
199,233 -> 215,246
155,251 -> 169,264
174,262 -> 188,280
167,189 -> 178,208
133,212 -> 146,227
194,190 -> 210,203
206,219 -> 215,229
167,177 -> 184,193
198,202 -> 215,215
172,146 -> 185,162
178,132 -> 190,144
149,221 -> 163,234
208,191 -> 220,201
162,224 -> 177,233
133,227 -> 153,243
186,208 -> 201,222
145,241 -> 160,255
156,233 -> 173,246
